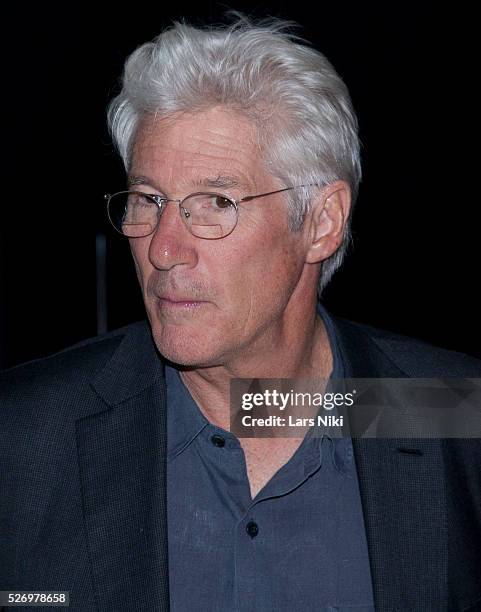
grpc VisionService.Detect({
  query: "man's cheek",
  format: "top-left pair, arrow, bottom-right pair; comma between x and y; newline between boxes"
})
129,244 -> 143,282
132,259 -> 142,285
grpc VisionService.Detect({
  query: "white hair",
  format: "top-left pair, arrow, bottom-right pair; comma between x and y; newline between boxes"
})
107,13 -> 362,293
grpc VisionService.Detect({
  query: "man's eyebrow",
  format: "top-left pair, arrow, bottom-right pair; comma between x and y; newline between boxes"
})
127,175 -> 160,189
127,174 -> 246,191
193,175 -> 244,189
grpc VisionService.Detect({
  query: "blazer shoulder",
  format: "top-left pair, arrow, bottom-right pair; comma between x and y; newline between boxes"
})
337,317 -> 481,377
0,320 -> 149,409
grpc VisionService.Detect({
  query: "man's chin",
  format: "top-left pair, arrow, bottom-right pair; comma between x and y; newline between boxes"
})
150,324 -> 223,368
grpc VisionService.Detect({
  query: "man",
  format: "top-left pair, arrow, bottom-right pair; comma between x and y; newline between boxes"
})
1,15 -> 480,612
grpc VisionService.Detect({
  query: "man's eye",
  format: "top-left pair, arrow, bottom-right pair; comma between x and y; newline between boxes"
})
212,195 -> 232,209
129,194 -> 156,207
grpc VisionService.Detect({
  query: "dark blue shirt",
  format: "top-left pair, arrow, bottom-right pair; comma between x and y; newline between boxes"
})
167,304 -> 374,611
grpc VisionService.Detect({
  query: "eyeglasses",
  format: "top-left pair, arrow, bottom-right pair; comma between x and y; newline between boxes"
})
104,184 -> 320,240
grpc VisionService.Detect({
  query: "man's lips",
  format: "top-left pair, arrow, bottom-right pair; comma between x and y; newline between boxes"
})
156,295 -> 207,309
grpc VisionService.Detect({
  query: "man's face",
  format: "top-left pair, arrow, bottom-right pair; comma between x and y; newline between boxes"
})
129,106 -> 312,367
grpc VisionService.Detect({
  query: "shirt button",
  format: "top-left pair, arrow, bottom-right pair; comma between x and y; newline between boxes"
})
210,434 -> 226,448
246,521 -> 259,538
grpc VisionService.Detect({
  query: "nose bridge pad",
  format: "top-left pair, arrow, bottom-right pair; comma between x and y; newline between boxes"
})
154,199 -> 184,234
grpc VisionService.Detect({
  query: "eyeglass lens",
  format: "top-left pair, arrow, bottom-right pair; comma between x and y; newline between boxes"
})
108,191 -> 238,239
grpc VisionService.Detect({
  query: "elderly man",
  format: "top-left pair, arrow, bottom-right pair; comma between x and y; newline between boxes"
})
1,15 -> 481,612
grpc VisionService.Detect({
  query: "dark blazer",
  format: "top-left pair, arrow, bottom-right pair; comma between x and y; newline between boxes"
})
1,315 -> 481,612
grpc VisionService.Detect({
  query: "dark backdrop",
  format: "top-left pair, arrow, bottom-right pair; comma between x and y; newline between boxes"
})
1,1 -> 479,369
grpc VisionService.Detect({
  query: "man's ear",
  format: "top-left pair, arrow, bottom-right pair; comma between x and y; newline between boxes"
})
305,181 -> 351,264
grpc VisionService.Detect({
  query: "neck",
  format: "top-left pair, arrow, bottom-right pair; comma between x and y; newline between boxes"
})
178,304 -> 333,431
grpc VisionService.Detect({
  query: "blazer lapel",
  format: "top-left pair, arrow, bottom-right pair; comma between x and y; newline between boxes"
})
333,317 -> 448,611
75,322 -> 170,611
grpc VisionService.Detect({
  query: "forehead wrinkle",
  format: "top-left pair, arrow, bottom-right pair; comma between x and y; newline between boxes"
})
185,129 -> 257,156
153,134 -> 256,172
181,160 -> 255,189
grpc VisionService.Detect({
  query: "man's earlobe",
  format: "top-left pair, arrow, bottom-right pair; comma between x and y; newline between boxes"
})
305,181 -> 351,264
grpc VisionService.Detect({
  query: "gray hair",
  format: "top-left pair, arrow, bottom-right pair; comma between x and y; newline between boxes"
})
107,13 -> 361,294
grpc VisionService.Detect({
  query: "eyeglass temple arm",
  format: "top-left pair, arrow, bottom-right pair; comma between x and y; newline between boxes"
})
238,184 -> 320,204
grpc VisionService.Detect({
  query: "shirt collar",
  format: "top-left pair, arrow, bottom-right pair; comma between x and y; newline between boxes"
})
166,364 -> 208,459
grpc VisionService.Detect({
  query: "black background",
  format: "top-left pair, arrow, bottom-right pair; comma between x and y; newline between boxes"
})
1,1 -> 479,369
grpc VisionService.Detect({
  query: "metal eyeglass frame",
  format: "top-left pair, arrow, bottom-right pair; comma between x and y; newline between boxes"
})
104,183 -> 321,238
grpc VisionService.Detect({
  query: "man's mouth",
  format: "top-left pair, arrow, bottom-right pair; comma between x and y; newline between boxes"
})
157,295 -> 207,309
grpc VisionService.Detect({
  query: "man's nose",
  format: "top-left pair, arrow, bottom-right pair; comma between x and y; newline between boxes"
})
148,201 -> 199,271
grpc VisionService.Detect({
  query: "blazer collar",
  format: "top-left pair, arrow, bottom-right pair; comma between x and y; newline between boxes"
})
328,314 -> 406,378
91,320 -> 164,407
